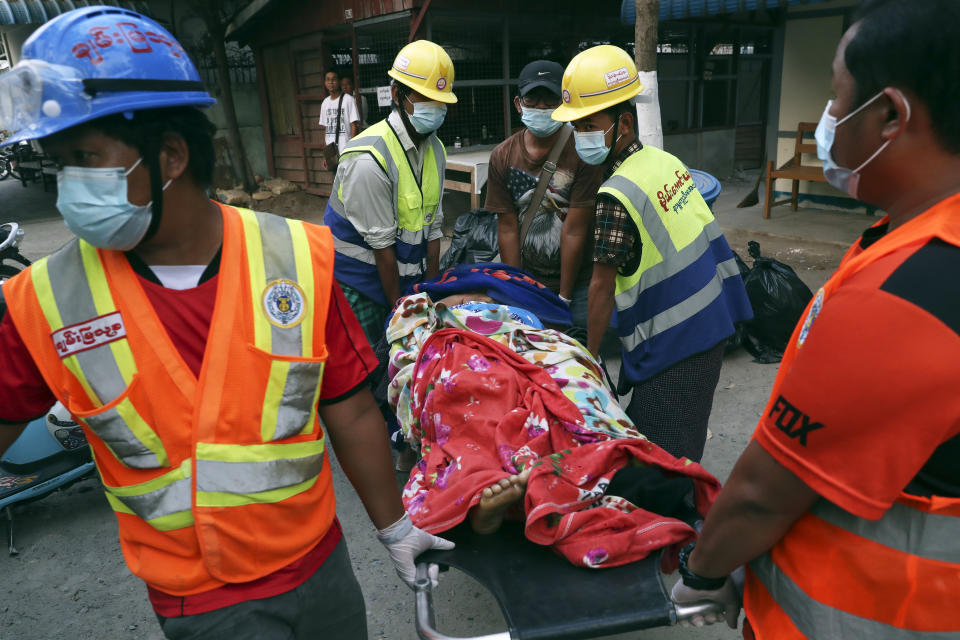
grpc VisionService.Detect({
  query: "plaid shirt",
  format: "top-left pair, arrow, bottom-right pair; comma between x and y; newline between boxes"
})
593,141 -> 644,271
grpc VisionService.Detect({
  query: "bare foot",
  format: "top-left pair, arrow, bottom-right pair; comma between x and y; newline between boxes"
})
469,468 -> 530,535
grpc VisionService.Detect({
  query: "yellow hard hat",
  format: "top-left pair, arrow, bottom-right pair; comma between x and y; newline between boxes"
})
387,40 -> 457,104
552,45 -> 643,122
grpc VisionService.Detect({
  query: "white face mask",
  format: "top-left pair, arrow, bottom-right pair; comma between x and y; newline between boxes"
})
56,157 -> 172,250
406,96 -> 447,134
814,90 -> 911,199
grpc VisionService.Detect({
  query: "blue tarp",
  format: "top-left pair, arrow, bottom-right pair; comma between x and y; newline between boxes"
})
621,0 -> 830,24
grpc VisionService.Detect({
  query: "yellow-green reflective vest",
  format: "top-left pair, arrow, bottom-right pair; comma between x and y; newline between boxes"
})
324,118 -> 446,306
597,146 -> 752,382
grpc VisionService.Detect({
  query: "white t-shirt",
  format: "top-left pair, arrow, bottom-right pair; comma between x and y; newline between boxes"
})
148,265 -> 206,290
319,93 -> 360,146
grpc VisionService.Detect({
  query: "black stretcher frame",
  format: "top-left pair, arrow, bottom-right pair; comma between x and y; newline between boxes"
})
413,522 -> 723,640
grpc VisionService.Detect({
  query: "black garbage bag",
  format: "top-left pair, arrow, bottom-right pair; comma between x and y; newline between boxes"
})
724,251 -> 752,354
741,241 -> 813,364
440,209 -> 499,270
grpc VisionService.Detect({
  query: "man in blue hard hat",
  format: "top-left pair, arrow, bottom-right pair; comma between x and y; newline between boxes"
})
0,8 -> 449,639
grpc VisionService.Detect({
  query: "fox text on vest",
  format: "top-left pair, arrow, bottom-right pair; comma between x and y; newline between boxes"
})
51,312 -> 127,358
263,279 -> 307,328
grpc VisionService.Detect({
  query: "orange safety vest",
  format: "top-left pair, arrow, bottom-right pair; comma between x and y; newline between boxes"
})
4,203 -> 337,596
744,194 -> 960,638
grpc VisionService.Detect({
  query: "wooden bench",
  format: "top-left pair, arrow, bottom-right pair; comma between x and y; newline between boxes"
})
763,122 -> 828,219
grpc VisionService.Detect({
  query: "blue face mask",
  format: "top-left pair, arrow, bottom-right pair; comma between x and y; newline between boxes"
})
521,106 -> 563,138
406,96 -> 447,135
574,121 -> 618,166
815,90 -> 910,199
56,157 -> 171,250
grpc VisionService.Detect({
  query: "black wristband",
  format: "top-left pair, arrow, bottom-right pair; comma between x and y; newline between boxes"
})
678,542 -> 727,591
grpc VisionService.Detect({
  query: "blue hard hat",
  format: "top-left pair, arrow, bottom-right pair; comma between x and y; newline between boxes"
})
0,6 -> 215,146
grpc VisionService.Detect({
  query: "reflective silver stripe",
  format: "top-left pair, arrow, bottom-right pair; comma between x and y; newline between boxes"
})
83,406 -> 161,469
397,226 -> 427,247
604,175 -> 674,252
428,135 -> 446,208
340,129 -> 401,188
104,460 -> 193,525
603,175 -> 725,309
332,128 -> 426,264
332,238 -> 376,264
272,360 -> 324,440
195,450 -> 325,495
330,239 -> 425,276
614,223 -> 725,309
750,553 -> 956,639
812,499 -> 960,564
46,242 -> 127,404
253,210 -> 302,357
328,184 -> 347,215
430,136 -> 446,168
621,257 -> 740,351
109,475 -> 192,522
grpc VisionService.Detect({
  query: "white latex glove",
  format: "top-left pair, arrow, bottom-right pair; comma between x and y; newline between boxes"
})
671,572 -> 741,629
376,513 -> 455,589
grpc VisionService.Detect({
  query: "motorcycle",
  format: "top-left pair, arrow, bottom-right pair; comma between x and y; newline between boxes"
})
0,222 -> 96,555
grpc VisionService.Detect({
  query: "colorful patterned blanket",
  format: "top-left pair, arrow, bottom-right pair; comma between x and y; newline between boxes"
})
386,294 -> 720,568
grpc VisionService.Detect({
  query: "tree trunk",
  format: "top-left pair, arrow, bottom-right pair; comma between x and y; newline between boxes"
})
197,6 -> 257,193
634,0 -> 663,149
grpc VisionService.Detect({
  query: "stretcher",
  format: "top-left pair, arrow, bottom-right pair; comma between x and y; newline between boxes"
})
413,521 -> 723,640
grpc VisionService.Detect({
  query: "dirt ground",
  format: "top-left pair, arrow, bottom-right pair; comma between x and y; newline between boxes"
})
0,179 -> 853,640
252,191 -> 328,226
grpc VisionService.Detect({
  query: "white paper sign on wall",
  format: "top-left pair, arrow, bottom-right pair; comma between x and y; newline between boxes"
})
376,86 -> 392,107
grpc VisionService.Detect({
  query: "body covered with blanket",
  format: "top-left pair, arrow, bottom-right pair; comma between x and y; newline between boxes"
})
387,265 -> 721,569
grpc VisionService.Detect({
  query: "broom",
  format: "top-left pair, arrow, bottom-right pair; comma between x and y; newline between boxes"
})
737,148 -> 767,208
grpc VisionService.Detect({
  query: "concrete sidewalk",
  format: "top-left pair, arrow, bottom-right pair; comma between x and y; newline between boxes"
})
711,170 -> 878,249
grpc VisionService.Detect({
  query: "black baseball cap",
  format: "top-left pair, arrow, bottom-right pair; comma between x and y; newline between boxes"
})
517,61 -> 563,97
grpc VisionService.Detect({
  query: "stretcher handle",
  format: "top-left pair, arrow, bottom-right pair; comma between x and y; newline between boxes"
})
414,564 -> 512,640
672,600 -> 728,624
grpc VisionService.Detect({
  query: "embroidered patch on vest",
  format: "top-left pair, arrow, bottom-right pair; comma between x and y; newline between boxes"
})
51,311 -> 126,358
263,279 -> 306,328
797,287 -> 824,347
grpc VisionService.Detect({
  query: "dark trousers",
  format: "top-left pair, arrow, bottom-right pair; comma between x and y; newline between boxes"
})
625,340 -> 726,462
157,538 -> 367,640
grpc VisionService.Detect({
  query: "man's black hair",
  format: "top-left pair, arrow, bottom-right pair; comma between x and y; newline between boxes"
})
846,0 -> 960,153
89,107 -> 217,189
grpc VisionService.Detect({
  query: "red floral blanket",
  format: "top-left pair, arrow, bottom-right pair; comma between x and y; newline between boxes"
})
402,328 -> 721,569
